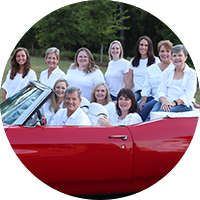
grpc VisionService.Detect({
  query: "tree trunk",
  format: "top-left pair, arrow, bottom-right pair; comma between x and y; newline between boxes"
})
100,41 -> 104,63
31,42 -> 34,56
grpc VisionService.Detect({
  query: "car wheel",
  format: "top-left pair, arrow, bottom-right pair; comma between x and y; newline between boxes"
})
171,158 -> 200,200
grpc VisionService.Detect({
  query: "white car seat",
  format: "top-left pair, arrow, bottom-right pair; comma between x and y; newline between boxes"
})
88,102 -> 109,126
79,97 -> 90,114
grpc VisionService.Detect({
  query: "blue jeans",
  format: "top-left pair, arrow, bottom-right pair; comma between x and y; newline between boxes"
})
133,90 -> 142,101
138,98 -> 157,121
110,94 -> 117,101
145,101 -> 193,121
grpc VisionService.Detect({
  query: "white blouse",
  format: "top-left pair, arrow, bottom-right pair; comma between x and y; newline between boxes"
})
112,112 -> 142,126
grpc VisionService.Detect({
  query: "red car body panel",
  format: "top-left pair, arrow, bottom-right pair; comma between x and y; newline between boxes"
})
0,126 -> 133,197
4,116 -> 199,196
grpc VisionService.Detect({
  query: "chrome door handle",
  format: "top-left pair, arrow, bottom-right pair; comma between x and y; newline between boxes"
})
109,135 -> 128,141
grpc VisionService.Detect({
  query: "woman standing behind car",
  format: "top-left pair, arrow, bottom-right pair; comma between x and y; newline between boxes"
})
41,78 -> 68,125
138,40 -> 173,121
39,47 -> 67,88
125,36 -> 160,101
66,47 -> 105,102
105,40 -> 129,101
2,47 -> 37,101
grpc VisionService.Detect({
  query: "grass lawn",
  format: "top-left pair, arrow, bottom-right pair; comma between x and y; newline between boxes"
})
0,56 -> 200,104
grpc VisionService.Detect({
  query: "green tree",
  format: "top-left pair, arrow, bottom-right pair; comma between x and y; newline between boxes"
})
77,0 -> 130,63
36,5 -> 84,50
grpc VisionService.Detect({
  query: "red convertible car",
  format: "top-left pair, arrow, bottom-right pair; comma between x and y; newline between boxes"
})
1,81 -> 199,198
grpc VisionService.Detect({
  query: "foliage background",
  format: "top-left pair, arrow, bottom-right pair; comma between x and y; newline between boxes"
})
14,0 -> 194,67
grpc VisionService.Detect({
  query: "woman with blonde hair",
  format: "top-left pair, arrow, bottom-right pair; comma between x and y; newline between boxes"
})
39,47 -> 67,88
105,40 -> 129,101
41,78 -> 68,125
66,47 -> 105,102
2,47 -> 37,100
91,82 -> 117,123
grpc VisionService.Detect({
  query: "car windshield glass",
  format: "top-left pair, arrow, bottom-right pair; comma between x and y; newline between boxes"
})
0,84 -> 43,125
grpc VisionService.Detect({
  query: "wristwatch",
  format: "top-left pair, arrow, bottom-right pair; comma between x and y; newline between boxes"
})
173,100 -> 178,106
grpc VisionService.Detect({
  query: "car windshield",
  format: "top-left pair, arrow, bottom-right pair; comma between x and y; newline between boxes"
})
0,84 -> 43,125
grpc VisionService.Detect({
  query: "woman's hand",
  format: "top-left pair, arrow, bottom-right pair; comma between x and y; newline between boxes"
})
160,101 -> 175,112
98,116 -> 112,126
139,101 -> 146,111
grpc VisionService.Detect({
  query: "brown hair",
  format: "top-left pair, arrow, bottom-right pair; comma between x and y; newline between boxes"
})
132,36 -> 155,67
116,88 -> 138,116
69,47 -> 99,74
10,47 -> 31,80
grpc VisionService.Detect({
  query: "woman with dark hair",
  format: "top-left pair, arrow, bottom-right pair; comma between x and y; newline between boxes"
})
2,47 -> 37,100
125,36 -> 160,101
66,47 -> 105,102
98,88 -> 142,126
41,78 -> 68,125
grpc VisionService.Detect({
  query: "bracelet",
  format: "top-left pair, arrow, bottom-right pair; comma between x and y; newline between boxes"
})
142,100 -> 147,103
193,102 -> 196,106
173,100 -> 178,106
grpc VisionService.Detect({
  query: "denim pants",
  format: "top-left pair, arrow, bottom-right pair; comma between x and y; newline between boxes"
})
133,90 -> 142,101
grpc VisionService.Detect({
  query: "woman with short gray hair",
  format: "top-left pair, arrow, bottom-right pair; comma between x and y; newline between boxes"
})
149,44 -> 197,115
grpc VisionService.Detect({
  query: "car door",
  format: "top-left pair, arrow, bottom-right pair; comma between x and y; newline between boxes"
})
6,125 -> 133,195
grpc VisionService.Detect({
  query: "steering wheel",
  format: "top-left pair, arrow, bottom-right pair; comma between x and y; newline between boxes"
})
25,109 -> 43,126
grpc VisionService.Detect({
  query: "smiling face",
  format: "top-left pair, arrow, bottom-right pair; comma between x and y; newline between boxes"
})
159,45 -> 171,64
77,51 -> 90,70
118,95 -> 132,113
45,53 -> 59,70
64,91 -> 82,116
16,50 -> 27,67
171,50 -> 187,68
139,39 -> 148,59
95,85 -> 107,103
55,82 -> 67,98
111,43 -> 121,61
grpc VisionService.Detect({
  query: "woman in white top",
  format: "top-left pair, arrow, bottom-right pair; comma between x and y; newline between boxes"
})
138,40 -> 173,121
105,40 -> 129,101
126,36 -> 160,101
150,45 -> 197,115
41,78 -> 68,125
39,47 -> 67,88
66,47 -> 105,102
2,47 -> 37,100
91,82 -> 118,123
98,88 -> 142,126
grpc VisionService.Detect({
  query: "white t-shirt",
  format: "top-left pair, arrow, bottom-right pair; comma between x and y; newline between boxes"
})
41,100 -> 64,125
50,107 -> 91,126
112,112 -> 142,126
2,69 -> 37,98
104,101 -> 118,122
129,57 -> 160,92
105,58 -> 129,97
66,68 -> 105,102
39,66 -> 67,88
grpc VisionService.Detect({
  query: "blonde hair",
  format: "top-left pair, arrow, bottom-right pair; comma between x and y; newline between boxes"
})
69,47 -> 99,74
49,79 -> 69,112
91,82 -> 112,104
45,47 -> 60,60
157,40 -> 173,52
108,40 -> 123,60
